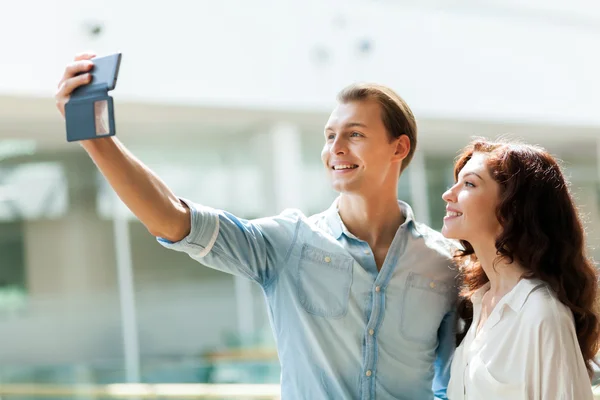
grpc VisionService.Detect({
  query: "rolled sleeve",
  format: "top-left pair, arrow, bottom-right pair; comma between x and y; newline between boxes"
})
157,198 -> 302,287
157,198 -> 220,257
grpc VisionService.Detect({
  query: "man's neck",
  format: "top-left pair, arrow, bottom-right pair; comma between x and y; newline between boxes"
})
337,192 -> 405,250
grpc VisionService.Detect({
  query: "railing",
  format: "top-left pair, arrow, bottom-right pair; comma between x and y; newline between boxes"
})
0,383 -> 281,399
2,383 -> 600,399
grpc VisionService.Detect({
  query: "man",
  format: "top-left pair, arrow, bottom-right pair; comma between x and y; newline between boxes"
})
55,53 -> 457,399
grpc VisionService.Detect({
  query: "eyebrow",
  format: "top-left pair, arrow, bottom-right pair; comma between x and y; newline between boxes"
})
325,122 -> 368,132
460,171 -> 484,181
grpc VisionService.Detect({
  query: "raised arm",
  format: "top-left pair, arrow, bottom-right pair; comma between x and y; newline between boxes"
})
55,53 -> 190,241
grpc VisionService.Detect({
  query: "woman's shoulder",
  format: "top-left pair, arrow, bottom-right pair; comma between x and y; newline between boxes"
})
519,280 -> 574,330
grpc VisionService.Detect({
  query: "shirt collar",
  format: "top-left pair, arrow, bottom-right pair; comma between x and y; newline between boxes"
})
325,197 -> 423,240
504,278 -> 545,312
471,278 -> 545,313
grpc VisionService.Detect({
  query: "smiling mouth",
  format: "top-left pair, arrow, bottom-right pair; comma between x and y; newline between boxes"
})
445,211 -> 463,217
332,164 -> 358,170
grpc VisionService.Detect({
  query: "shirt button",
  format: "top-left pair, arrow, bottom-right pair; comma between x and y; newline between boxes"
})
366,370 -> 372,377
429,282 -> 436,289
375,286 -> 381,292
369,329 -> 375,336
324,256 -> 331,263
364,249 -> 370,254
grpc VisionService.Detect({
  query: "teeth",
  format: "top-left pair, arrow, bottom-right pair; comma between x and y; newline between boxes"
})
446,211 -> 463,217
333,164 -> 357,170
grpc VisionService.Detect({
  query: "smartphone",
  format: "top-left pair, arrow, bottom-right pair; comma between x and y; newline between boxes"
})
71,53 -> 122,97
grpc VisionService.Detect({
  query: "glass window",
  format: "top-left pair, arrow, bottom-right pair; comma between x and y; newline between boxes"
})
0,163 -> 67,221
0,222 -> 26,314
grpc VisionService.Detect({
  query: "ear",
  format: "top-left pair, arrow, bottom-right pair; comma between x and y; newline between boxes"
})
392,134 -> 410,163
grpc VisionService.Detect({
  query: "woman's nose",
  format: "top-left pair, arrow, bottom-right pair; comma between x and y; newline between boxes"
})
442,186 -> 456,203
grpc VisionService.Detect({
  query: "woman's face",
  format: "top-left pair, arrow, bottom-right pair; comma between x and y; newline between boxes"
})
441,152 -> 502,245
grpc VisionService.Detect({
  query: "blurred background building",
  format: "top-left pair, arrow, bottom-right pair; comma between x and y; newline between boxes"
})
0,0 -> 599,397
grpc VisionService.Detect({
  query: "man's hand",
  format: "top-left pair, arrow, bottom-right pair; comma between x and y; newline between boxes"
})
54,52 -> 96,118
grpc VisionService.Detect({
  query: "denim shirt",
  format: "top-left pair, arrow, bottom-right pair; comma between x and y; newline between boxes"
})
158,198 -> 458,399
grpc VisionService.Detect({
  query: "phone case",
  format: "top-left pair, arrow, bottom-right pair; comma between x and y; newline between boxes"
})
65,53 -> 122,142
65,95 -> 115,142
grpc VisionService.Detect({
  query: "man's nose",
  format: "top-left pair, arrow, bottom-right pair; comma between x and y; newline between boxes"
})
330,137 -> 347,155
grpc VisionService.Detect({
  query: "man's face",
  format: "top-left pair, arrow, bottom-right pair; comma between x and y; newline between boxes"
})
321,99 -> 405,194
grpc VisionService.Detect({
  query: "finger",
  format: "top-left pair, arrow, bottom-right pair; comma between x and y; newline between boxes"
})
59,60 -> 94,87
74,51 -> 96,61
57,73 -> 92,99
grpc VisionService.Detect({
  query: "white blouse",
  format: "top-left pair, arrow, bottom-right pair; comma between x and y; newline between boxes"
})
448,278 -> 593,400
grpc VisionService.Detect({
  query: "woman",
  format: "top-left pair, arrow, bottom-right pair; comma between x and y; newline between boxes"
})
443,138 -> 600,399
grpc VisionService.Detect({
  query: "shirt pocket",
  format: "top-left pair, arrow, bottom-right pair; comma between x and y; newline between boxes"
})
469,353 -> 525,399
400,271 -> 451,344
297,243 -> 354,318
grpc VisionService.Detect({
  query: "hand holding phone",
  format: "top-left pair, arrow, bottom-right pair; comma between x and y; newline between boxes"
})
64,53 -> 122,142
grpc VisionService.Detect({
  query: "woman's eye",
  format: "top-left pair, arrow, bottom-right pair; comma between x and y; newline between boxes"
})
350,132 -> 362,137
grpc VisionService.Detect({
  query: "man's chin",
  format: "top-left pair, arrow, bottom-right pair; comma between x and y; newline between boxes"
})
331,181 -> 361,194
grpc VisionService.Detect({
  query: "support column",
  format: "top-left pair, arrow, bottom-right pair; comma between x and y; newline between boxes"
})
597,138 -> 600,193
112,194 -> 140,383
270,122 -> 305,212
407,150 -> 430,225
234,123 -> 305,341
